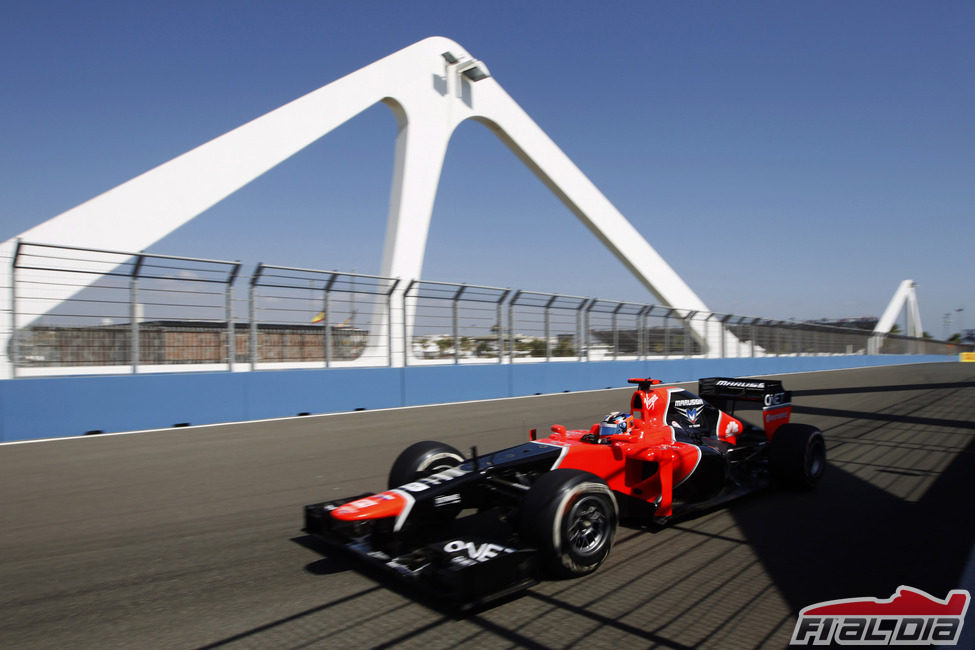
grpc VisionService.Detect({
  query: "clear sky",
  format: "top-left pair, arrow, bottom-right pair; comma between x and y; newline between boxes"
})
2,1 -> 973,336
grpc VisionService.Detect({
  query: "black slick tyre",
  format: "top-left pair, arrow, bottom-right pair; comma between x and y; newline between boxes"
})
519,469 -> 618,578
387,441 -> 464,489
769,423 -> 826,489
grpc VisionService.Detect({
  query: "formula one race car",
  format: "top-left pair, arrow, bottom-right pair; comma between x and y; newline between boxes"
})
303,377 -> 825,608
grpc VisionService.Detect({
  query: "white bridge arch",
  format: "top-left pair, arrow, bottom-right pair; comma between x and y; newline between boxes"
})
1,36 -> 728,376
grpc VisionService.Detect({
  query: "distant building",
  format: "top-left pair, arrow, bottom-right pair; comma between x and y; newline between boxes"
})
13,321 -> 367,366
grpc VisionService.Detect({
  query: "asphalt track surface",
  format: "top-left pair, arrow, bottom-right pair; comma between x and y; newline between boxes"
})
2,362 -> 974,649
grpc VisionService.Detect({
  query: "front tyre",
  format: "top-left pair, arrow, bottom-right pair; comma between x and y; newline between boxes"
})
519,469 -> 618,578
387,441 -> 464,489
769,423 -> 826,489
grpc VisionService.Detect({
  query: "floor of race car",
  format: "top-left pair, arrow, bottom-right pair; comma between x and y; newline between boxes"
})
2,362 -> 974,649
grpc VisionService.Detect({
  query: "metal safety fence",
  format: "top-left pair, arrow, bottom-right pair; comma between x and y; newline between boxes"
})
11,242 -> 240,370
403,280 -> 508,364
6,241 -> 970,376
509,291 -> 588,360
249,264 -> 398,368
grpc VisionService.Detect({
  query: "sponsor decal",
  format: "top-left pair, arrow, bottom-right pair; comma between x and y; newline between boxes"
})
763,403 -> 792,435
674,398 -> 704,407
398,466 -> 468,493
643,393 -> 659,413
433,493 -> 461,507
763,392 -> 790,407
716,380 -> 765,389
443,539 -> 516,566
790,586 -> 970,646
339,493 -> 395,511
725,420 -> 740,436
675,406 -> 703,426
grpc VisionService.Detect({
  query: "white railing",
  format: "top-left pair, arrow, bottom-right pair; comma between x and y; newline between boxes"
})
7,242 -> 969,377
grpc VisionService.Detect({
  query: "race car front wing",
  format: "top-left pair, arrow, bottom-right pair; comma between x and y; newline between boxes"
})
303,497 -> 539,609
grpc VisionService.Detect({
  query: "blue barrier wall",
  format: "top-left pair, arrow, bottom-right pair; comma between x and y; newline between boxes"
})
0,355 -> 955,442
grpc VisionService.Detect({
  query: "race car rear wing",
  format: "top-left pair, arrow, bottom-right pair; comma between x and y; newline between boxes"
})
698,377 -> 792,437
698,377 -> 788,403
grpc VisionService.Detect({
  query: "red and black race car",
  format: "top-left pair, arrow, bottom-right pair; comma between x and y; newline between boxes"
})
303,376 -> 825,608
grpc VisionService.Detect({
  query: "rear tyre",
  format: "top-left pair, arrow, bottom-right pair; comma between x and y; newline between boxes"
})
387,441 -> 465,489
519,469 -> 618,578
769,423 -> 826,489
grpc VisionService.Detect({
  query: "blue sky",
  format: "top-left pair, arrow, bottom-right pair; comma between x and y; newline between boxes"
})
2,1 -> 973,335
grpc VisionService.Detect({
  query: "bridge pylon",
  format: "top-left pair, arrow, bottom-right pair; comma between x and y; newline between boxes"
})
868,279 -> 924,354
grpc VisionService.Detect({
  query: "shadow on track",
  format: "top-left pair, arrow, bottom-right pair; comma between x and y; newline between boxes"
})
731,394 -> 975,616
792,404 -> 975,430
520,589 -> 693,649
199,537 -> 463,649
792,381 -> 975,397
196,584 -> 385,649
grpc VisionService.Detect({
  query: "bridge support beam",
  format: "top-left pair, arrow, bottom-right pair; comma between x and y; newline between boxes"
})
869,279 -> 924,354
1,36 -> 722,377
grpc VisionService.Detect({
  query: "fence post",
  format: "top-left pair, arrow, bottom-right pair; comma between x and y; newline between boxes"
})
249,264 -> 262,370
387,278 -> 399,367
509,302 -> 515,363
581,300 -> 589,360
509,290 -> 519,363
10,240 -> 21,377
544,295 -> 556,361
226,279 -> 234,370
323,289 -> 331,368
227,262 -> 240,371
575,301 -> 582,361
497,289 -> 510,364
612,303 -> 622,360
321,272 -> 340,368
577,299 -> 588,361
641,306 -> 653,359
402,280 -> 414,367
130,254 -> 144,373
636,306 -> 643,359
664,311 -> 671,357
227,288 -> 235,370
717,315 -> 726,358
702,313 -> 711,358
453,285 -> 466,365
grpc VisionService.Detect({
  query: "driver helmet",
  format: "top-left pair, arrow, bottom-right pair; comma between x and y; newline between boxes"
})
599,412 -> 633,438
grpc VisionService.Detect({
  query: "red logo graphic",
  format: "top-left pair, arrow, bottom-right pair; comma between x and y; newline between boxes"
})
791,586 -> 970,646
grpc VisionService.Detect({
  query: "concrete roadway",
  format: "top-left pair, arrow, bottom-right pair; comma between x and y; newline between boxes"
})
1,362 -> 973,649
